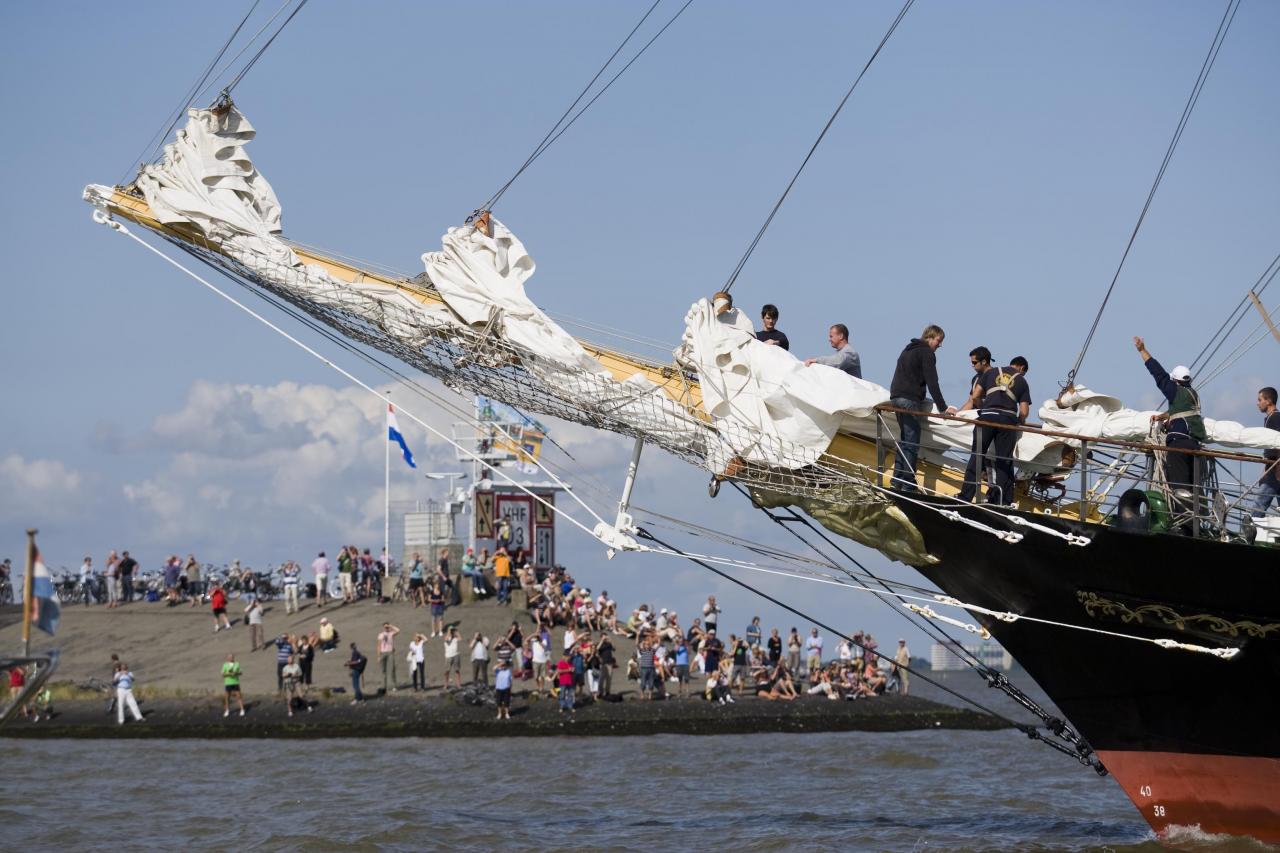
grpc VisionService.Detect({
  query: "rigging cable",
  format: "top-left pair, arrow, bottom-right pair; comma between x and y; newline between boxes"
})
720,0 -> 916,295
120,0 -> 265,185
1189,251 -> 1279,376
634,526 -> 1107,773
725,482 -> 1102,751
223,0 -> 311,95
483,0 -> 667,212
1063,0 -> 1242,387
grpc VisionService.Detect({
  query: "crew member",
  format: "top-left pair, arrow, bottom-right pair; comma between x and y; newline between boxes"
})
1254,386 -> 1279,515
1010,355 -> 1029,376
756,304 -> 789,350
955,347 -> 992,412
1133,337 -> 1205,491
887,324 -> 949,492
958,360 -> 1031,504
804,324 -> 861,378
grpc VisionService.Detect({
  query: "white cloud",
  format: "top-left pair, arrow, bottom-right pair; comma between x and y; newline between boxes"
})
118,380 -> 465,549
0,453 -> 89,521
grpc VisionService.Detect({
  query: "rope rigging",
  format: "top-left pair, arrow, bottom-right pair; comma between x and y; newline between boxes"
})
1063,0 -> 1242,388
1191,251 -> 1279,385
634,525 -> 1107,774
481,0 -> 695,214
121,0 -> 266,185
720,0 -> 916,295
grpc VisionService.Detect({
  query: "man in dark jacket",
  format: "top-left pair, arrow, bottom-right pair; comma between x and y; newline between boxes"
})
887,325 -> 950,492
1134,336 -> 1206,491
1254,387 -> 1278,515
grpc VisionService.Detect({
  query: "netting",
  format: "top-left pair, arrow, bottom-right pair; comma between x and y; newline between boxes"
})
134,203 -> 886,511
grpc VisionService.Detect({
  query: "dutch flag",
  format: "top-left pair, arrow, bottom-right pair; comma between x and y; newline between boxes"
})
32,550 -> 60,635
387,405 -> 417,469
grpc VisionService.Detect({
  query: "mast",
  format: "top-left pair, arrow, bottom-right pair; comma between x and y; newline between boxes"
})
384,394 -> 391,576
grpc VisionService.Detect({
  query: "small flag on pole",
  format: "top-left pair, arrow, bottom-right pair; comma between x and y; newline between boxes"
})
387,405 -> 417,469
31,550 -> 60,636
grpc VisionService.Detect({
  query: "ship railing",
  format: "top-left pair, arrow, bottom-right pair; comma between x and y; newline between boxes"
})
870,404 -> 1276,544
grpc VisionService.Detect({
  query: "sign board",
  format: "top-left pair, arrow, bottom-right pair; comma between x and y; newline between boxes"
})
495,493 -> 533,555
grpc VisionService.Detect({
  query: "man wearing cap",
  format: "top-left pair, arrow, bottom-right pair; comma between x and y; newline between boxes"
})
1134,337 -> 1206,493
892,639 -> 911,695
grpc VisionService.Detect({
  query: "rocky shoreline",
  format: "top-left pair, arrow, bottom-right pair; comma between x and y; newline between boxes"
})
3,691 -> 1006,739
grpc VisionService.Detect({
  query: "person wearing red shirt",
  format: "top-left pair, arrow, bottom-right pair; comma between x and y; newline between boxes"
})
210,583 -> 232,632
9,665 -> 32,720
556,651 -> 575,714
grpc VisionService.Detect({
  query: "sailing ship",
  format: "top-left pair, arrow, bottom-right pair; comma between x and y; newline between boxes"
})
82,2 -> 1278,843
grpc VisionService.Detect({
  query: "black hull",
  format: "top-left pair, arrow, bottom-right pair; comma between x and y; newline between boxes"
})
885,495 -> 1280,840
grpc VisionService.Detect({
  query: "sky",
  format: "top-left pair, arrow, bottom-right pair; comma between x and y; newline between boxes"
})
2,1 -> 1277,658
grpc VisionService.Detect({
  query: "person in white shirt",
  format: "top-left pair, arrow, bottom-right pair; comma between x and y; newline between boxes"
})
113,662 -> 144,725
79,557 -> 94,606
470,632 -> 490,686
563,626 -> 577,653
443,626 -> 462,689
702,596 -> 721,634
805,628 -> 824,682
282,561 -> 301,614
838,639 -> 853,663
408,633 -> 427,691
311,552 -> 330,607
530,635 -> 548,691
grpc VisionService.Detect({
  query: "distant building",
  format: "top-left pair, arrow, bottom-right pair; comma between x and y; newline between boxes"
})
930,640 -> 1013,671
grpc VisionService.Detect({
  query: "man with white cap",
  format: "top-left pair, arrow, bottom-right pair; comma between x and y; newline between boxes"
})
892,639 -> 911,695
1134,337 -> 1206,494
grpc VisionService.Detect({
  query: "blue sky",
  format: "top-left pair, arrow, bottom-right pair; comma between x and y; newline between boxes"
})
2,2 -> 1277,654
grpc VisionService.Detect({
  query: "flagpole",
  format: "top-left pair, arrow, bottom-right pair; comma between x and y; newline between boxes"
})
21,528 -> 37,656
384,395 -> 391,578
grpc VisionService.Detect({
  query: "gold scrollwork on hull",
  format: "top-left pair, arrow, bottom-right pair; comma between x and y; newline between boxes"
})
1076,591 -> 1280,639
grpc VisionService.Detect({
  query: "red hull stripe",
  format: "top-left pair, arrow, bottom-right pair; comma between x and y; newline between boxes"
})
1098,750 -> 1280,843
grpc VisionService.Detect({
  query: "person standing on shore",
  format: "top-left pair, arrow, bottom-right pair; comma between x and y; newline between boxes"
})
221,653 -> 245,717
673,636 -> 690,698
428,581 -> 446,637
282,561 -> 300,614
530,632 -> 548,692
210,583 -> 232,633
79,556 -> 94,607
443,626 -> 462,689
282,654 -> 304,717
274,634 -> 294,692
376,623 -> 400,694
597,633 -> 616,698
8,664 -> 31,720
409,632 -> 427,692
338,547 -> 356,603
345,643 -> 367,703
556,649 -> 575,714
470,631 -> 490,686
805,628 -> 824,683
297,636 -> 314,691
311,551 -> 330,608
494,660 -> 513,720
104,550 -> 120,608
702,595 -> 721,636
786,628 -> 802,674
893,639 -> 911,695
118,550 -> 137,604
112,662 -> 144,725
767,628 -> 782,666
245,598 -> 264,651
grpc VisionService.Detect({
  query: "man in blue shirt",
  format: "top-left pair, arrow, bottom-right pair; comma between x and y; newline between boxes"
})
1135,337 -> 1206,493
494,660 -> 513,720
1253,387 -> 1279,515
